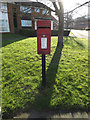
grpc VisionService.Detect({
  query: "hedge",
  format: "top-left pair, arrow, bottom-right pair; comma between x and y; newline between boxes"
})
19,29 -> 70,37
19,29 -> 37,37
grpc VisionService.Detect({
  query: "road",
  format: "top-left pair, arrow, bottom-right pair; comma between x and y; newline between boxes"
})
69,29 -> 89,39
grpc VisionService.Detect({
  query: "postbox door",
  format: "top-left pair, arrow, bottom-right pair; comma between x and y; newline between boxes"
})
37,34 -> 51,54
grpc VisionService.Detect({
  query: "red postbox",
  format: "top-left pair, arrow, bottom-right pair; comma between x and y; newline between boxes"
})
37,20 -> 51,54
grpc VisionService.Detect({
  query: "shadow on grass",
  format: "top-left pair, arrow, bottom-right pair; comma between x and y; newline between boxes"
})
69,32 -> 85,49
64,36 -> 69,43
26,44 -> 63,118
72,37 -> 85,48
64,36 -> 85,49
2,36 -> 27,47
46,44 -> 63,86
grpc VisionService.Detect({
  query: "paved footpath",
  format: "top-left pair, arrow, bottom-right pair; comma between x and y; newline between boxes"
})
14,110 -> 89,119
69,30 -> 89,39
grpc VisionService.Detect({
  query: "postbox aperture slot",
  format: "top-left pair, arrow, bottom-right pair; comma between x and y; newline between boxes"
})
38,27 -> 50,29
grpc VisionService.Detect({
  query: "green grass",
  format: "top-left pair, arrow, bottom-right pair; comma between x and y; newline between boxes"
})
1,35 -> 88,118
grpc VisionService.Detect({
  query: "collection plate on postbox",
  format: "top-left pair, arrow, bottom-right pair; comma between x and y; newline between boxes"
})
37,20 -> 51,54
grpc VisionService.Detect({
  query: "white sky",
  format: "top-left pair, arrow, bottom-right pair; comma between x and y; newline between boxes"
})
63,0 -> 89,18
63,0 -> 88,10
36,0 -> 89,19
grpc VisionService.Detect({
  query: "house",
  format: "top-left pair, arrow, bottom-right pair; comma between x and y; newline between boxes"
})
0,2 -> 58,33
72,17 -> 88,30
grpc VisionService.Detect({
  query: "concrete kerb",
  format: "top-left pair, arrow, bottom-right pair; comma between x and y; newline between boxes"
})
13,110 -> 89,119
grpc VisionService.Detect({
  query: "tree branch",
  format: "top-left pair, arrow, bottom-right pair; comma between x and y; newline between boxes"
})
52,2 -> 60,16
64,1 -> 90,14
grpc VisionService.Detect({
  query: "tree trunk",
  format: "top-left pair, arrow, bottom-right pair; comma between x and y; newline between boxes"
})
58,13 -> 64,48
57,1 -> 64,48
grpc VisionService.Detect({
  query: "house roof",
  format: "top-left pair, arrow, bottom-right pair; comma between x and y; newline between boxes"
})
15,2 -> 55,12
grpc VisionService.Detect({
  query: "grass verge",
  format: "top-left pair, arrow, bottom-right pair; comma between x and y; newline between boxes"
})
1,35 -> 88,118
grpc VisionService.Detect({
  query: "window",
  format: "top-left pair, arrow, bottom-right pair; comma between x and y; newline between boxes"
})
42,9 -> 46,14
46,10 -> 49,15
20,6 -> 25,11
1,3 -> 7,10
21,20 -> 32,27
34,8 -> 40,13
20,6 -> 31,13
0,19 -> 9,32
35,21 -> 37,30
51,21 -> 53,30
42,9 -> 49,15
0,3 -> 9,32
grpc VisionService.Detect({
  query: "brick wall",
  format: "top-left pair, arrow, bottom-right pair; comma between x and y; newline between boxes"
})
7,3 -> 58,33
16,5 -> 21,32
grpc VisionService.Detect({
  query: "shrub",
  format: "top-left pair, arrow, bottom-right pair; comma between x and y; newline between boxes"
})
51,30 -> 58,36
19,29 -> 37,37
19,29 -> 70,37
51,30 -> 70,36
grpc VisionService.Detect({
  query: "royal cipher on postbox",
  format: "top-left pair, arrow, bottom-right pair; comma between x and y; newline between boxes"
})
37,20 -> 51,54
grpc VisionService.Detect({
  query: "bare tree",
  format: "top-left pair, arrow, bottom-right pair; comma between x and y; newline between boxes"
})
64,13 -> 74,29
15,0 -> 64,48
52,0 -> 64,48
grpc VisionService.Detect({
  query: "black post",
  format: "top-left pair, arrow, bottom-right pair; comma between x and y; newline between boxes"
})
42,54 -> 46,87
